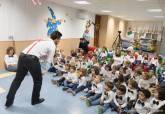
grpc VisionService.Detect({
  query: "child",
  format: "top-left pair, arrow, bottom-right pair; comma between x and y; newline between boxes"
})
130,89 -> 151,114
124,51 -> 134,64
148,86 -> 165,114
109,65 -> 117,82
109,85 -> 128,114
4,47 -> 18,72
138,72 -> 151,89
158,71 -> 165,85
101,64 -> 112,81
150,55 -> 159,72
126,79 -> 138,109
122,66 -> 131,82
132,68 -> 142,83
51,64 -> 70,86
75,57 -> 81,70
67,68 -> 87,96
114,74 -> 126,89
87,81 -> 114,114
62,66 -> 78,91
83,66 -> 100,92
112,50 -> 124,67
80,75 -> 103,101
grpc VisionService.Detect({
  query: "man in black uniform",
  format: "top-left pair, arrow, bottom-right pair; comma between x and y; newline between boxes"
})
5,31 -> 62,108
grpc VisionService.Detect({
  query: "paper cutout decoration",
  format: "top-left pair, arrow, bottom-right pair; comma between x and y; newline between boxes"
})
83,20 -> 95,41
32,0 -> 42,5
47,6 -> 65,36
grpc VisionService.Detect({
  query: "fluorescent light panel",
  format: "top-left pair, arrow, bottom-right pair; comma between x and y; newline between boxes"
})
154,16 -> 165,18
147,9 -> 162,12
101,10 -> 112,13
137,0 -> 148,1
74,1 -> 91,5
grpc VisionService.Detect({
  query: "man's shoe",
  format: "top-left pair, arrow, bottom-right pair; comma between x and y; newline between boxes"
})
5,100 -> 14,108
32,98 -> 45,105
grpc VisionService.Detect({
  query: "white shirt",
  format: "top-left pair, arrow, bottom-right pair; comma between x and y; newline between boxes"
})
137,55 -> 143,62
67,72 -> 78,83
124,55 -> 135,63
134,99 -> 151,114
4,54 -> 18,67
78,76 -> 87,87
91,82 -> 103,94
150,58 -> 159,67
113,93 -> 128,108
126,87 -> 138,101
138,79 -> 150,89
148,97 -> 165,114
108,71 -> 116,82
113,55 -> 124,66
101,90 -> 115,104
22,38 -> 56,65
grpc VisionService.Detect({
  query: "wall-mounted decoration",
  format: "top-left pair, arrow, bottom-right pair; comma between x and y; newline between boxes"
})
46,6 -> 65,36
83,20 -> 95,42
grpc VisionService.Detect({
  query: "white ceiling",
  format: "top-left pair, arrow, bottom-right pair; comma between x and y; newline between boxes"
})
49,0 -> 165,21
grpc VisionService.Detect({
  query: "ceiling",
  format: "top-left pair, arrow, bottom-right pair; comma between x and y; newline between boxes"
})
49,0 -> 165,21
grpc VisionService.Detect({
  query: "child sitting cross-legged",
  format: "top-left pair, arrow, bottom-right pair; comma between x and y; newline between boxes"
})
80,75 -> 103,102
67,68 -> 87,96
51,63 -> 70,86
130,89 -> 151,114
109,85 -> 128,114
86,81 -> 114,109
126,79 -> 138,110
86,81 -> 114,114
148,86 -> 165,114
62,65 -> 79,91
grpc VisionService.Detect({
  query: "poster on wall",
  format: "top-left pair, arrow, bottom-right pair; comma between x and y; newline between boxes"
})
46,6 -> 65,36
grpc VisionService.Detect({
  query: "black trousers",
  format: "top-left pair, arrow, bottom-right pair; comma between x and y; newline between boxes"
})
6,53 -> 42,103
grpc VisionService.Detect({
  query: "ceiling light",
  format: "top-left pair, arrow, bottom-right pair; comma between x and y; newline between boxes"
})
147,9 -> 162,12
154,16 -> 165,18
74,1 -> 91,5
101,10 -> 112,13
137,0 -> 148,2
117,16 -> 125,18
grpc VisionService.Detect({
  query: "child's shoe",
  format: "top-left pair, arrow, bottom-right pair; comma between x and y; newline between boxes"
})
80,96 -> 87,100
98,106 -> 103,114
86,99 -> 91,107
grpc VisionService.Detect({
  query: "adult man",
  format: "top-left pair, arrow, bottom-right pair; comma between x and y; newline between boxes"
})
5,31 -> 62,108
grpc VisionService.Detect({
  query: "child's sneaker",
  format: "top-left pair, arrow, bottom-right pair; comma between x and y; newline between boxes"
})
86,99 -> 91,107
83,88 -> 88,92
51,80 -> 58,85
62,87 -> 69,91
67,89 -> 72,93
80,96 -> 87,100
98,106 -> 103,114
70,91 -> 76,96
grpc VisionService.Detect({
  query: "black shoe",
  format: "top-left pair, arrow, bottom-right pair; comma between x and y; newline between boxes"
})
31,98 -> 45,105
5,99 -> 14,108
62,87 -> 69,91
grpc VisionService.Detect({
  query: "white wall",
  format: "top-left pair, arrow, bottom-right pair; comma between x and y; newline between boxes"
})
0,0 -> 95,41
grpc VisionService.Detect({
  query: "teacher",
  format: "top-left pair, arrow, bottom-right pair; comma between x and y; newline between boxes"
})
5,31 -> 62,108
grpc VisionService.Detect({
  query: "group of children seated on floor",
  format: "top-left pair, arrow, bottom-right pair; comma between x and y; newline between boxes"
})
50,46 -> 165,114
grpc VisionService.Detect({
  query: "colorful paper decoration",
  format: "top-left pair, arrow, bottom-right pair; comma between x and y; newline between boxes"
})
83,20 -> 94,41
47,6 -> 65,36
